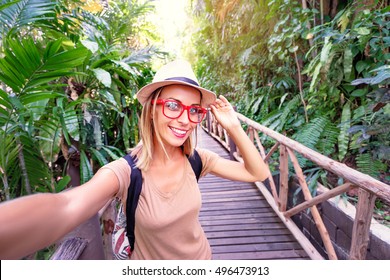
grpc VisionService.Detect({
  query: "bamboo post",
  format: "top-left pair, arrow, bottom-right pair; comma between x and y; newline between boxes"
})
286,147 -> 338,260
264,142 -> 280,163
349,188 -> 377,260
279,144 -> 289,212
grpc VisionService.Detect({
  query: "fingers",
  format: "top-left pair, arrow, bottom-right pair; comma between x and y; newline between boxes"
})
219,95 -> 229,103
213,95 -> 231,110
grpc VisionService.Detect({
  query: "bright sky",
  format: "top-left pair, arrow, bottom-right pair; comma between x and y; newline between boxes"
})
152,0 -> 191,58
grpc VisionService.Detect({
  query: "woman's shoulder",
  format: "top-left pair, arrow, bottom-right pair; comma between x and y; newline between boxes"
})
100,157 -> 131,200
195,147 -> 218,158
194,148 -> 220,177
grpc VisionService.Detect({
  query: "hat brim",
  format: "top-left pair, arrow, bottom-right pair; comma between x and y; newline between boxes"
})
136,80 -> 216,108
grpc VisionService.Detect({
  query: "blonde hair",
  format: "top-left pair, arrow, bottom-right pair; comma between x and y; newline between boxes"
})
131,87 -> 198,171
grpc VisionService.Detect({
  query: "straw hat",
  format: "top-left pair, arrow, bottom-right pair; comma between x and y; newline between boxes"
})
136,60 -> 216,107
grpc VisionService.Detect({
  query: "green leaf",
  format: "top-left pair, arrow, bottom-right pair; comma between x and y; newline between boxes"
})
355,61 -> 369,74
80,150 -> 93,184
64,108 -> 80,142
19,92 -> 63,105
90,148 -> 109,166
43,47 -> 88,71
288,45 -> 298,53
0,89 -> 13,110
92,68 -> 112,87
320,37 -> 332,65
99,90 -> 118,106
81,40 -> 99,53
351,88 -> 367,97
356,27 -> 370,36
343,48 -> 353,80
101,146 -> 122,160
122,114 -> 131,151
55,176 -> 71,193
338,102 -> 351,161
310,63 -> 321,92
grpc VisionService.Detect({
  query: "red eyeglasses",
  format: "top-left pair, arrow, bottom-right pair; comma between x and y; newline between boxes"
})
151,99 -> 208,123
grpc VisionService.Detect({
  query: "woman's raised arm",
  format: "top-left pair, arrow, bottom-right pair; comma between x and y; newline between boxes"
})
208,95 -> 270,182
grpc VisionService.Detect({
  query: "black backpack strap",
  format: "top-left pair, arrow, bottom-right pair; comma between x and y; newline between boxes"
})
187,149 -> 202,182
123,154 -> 142,252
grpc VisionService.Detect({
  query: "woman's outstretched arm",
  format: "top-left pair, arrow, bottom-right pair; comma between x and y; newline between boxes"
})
0,168 -> 119,259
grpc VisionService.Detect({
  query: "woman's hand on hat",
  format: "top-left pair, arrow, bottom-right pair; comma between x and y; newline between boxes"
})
210,95 -> 241,132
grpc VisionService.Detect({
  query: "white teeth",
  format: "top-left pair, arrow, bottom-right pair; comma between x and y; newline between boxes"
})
171,127 -> 187,135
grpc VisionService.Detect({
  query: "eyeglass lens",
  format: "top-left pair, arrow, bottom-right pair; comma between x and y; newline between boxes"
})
163,100 -> 205,123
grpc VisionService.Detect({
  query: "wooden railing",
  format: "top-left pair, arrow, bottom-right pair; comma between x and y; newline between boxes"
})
203,111 -> 390,260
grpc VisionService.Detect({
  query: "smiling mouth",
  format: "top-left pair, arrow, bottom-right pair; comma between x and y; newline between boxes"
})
170,126 -> 188,138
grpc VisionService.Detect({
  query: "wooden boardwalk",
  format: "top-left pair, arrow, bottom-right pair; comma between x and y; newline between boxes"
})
197,129 -> 310,260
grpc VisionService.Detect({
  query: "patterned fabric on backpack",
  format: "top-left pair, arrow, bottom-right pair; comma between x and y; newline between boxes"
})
112,203 -> 131,260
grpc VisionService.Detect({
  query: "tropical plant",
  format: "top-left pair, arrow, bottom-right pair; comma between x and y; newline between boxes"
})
192,0 -> 389,185
0,0 -> 159,205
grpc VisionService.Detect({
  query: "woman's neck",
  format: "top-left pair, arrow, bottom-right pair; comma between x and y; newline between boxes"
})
152,143 -> 184,166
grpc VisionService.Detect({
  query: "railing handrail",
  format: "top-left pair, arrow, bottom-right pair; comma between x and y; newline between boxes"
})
203,110 -> 390,260
235,112 -> 390,204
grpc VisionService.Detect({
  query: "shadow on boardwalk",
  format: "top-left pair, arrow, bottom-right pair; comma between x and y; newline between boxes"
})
198,129 -> 309,260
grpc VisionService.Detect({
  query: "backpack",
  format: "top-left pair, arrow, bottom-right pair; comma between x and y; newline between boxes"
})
112,150 -> 202,260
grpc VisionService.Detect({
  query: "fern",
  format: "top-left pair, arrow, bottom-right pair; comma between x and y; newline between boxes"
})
356,153 -> 387,179
292,116 -> 329,167
318,119 -> 339,156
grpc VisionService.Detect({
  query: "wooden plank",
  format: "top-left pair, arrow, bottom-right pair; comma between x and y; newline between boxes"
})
208,235 -> 298,246
212,241 -> 303,253
200,217 -> 280,226
284,183 -> 355,218
202,222 -> 286,232
212,250 -> 309,260
199,212 -> 277,221
198,129 -> 310,260
51,238 -> 88,260
202,196 -> 265,204
199,207 -> 275,216
205,229 -> 292,238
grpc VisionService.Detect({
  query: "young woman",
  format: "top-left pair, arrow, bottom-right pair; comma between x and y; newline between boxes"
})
0,60 -> 269,260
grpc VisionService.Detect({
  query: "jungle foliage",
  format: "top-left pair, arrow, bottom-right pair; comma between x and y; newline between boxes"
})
192,0 -> 389,187
0,0 -> 160,201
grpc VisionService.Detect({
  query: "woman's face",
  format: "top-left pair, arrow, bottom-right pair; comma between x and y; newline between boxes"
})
153,84 -> 201,148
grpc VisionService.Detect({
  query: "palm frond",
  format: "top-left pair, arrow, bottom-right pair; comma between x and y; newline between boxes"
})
0,38 -> 88,95
0,0 -> 57,38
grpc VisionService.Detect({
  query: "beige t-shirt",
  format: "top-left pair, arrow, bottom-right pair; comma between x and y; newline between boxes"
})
101,148 -> 219,260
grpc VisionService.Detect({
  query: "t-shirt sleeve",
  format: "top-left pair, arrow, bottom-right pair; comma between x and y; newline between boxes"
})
196,148 -> 220,177
99,157 -> 131,202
